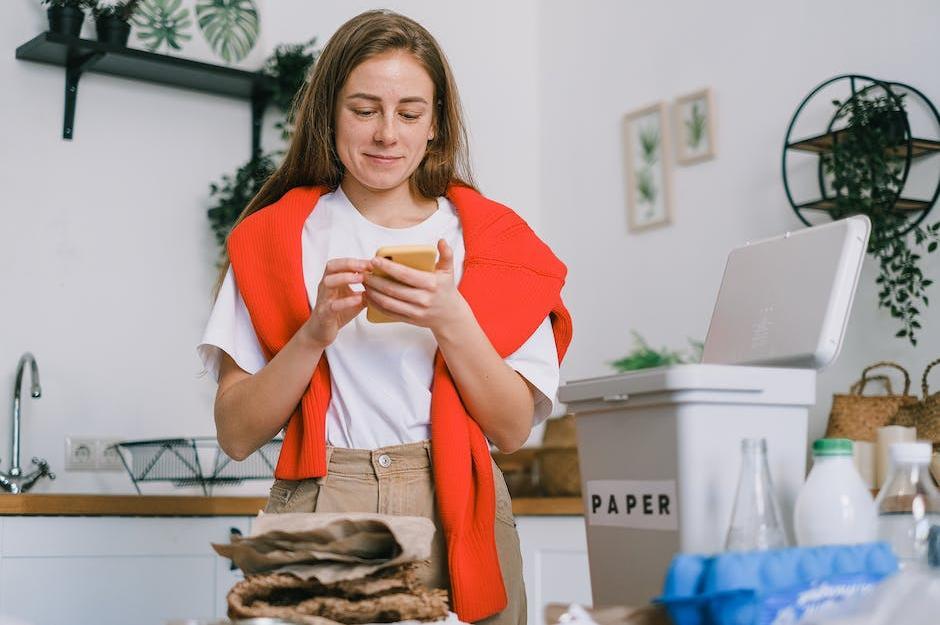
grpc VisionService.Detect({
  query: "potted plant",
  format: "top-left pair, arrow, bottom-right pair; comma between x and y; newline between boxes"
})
610,331 -> 702,372
207,153 -> 277,268
822,91 -> 940,346
42,0 -> 93,38
89,0 -> 140,46
206,38 -> 320,266
261,37 -> 319,142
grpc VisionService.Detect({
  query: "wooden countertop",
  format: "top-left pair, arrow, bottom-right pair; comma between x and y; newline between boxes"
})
0,494 -> 583,517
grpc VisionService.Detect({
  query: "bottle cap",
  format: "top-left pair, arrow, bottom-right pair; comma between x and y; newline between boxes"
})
889,441 -> 932,465
812,438 -> 853,456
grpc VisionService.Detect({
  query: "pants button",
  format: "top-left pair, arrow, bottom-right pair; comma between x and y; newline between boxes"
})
377,454 -> 391,468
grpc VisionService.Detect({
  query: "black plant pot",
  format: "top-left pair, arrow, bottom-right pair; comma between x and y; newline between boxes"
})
95,16 -> 132,47
46,6 -> 85,38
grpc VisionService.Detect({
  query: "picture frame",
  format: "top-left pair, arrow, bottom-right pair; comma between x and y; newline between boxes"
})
623,102 -> 673,232
128,0 -> 267,70
674,88 -> 716,165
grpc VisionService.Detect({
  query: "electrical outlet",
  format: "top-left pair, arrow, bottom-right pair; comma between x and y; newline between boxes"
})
65,437 -> 126,471
97,439 -> 125,471
65,437 -> 97,470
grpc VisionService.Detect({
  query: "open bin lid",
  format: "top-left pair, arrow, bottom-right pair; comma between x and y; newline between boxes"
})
560,216 -> 868,409
700,216 -> 869,369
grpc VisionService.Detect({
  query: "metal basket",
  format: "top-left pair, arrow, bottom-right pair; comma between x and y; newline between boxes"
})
114,437 -> 282,495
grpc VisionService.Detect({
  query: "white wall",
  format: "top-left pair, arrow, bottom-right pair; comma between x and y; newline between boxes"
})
2,0 -> 937,495
0,0 -> 539,494
264,1 -> 542,227
539,0 -> 940,441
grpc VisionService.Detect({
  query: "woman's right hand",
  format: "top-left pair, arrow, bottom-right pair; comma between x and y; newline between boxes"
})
299,258 -> 370,349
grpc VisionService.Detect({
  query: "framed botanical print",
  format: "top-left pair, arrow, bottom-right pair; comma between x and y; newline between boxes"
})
623,102 -> 673,232
674,88 -> 716,165
130,0 -> 267,70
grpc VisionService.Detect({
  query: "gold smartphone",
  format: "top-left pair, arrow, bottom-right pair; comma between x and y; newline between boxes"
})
366,244 -> 438,323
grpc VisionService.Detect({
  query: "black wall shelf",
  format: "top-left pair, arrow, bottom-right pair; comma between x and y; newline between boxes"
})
15,31 -> 275,156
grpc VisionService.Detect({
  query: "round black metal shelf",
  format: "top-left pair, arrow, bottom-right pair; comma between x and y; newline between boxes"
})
782,74 -> 940,239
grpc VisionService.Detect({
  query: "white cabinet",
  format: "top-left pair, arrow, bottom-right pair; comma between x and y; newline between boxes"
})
0,514 -> 589,625
517,516 -> 592,625
0,516 -> 248,625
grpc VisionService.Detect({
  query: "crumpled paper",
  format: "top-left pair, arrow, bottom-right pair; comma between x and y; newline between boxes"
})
226,566 -> 450,625
212,512 -> 435,584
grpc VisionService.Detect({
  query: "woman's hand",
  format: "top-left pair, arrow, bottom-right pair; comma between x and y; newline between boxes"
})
300,258 -> 369,349
363,239 -> 469,333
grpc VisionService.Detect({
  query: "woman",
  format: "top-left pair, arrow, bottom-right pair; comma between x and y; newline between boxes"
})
198,10 -> 572,625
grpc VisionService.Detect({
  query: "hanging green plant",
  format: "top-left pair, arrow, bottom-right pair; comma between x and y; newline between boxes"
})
821,92 -> 940,346
262,36 -> 319,142
206,37 -> 320,264
207,153 -> 276,266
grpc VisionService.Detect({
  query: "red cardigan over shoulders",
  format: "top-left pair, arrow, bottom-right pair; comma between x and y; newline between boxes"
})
227,184 -> 572,622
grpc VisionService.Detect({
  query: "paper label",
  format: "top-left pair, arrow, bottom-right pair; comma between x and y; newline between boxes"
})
585,479 -> 678,531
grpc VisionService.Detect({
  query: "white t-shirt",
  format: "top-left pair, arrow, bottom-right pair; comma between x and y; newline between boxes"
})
197,187 -> 560,449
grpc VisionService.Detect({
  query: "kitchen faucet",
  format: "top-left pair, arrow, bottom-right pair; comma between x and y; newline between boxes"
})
0,353 -> 55,493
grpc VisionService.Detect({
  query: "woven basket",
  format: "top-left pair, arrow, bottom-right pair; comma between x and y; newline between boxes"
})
537,447 -> 581,497
892,358 -> 940,447
492,449 -> 539,497
537,414 -> 581,496
542,414 -> 577,447
825,361 -> 919,442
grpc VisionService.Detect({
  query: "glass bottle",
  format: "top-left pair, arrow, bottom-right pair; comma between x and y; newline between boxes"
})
725,437 -> 788,551
875,442 -> 940,567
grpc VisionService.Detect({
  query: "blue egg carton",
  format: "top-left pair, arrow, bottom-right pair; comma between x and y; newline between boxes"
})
654,543 -> 898,625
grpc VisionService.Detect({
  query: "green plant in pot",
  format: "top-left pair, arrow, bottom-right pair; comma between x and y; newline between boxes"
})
89,0 -> 141,46
262,37 -> 320,142
610,331 -> 702,372
207,38 -> 320,265
207,153 -> 276,268
42,0 -> 94,37
821,91 -> 940,346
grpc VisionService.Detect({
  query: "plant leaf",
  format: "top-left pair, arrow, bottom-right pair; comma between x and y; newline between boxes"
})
195,0 -> 259,64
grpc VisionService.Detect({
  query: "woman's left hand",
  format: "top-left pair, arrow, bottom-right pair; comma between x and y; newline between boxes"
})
363,239 -> 469,333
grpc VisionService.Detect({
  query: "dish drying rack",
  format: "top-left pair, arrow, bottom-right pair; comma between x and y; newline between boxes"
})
114,437 -> 282,495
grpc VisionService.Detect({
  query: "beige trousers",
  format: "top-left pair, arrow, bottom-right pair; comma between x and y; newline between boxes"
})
263,440 -> 527,625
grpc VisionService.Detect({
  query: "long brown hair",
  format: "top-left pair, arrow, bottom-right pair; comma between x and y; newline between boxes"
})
213,9 -> 475,296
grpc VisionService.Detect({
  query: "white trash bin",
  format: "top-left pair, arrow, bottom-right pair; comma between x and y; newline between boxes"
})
558,363 -> 815,607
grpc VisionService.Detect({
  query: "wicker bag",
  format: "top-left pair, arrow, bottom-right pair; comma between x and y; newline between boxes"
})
537,414 -> 581,496
537,447 -> 581,496
891,358 -> 940,447
825,361 -> 919,442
